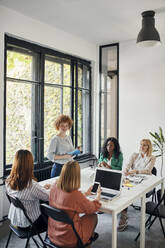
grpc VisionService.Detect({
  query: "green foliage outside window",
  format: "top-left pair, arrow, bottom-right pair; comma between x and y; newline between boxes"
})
6,50 -> 83,164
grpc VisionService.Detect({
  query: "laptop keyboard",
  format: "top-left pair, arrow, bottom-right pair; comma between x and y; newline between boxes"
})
101,192 -> 116,198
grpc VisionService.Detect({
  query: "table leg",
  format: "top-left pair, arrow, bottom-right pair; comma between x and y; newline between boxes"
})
112,211 -> 117,248
161,179 -> 164,198
140,195 -> 146,248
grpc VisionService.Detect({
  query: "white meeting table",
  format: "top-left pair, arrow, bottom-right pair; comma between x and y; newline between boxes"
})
39,167 -> 164,248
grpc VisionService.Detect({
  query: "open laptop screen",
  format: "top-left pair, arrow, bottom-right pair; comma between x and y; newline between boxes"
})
95,169 -> 122,191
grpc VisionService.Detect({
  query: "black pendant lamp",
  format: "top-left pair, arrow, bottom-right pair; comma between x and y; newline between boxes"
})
137,10 -> 161,47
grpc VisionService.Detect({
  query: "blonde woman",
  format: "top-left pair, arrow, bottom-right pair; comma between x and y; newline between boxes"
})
124,139 -> 156,175
47,115 -> 79,178
48,161 -> 101,247
118,139 -> 156,232
6,150 -> 49,230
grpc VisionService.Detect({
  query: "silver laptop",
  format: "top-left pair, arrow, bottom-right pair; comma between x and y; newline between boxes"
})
94,167 -> 123,200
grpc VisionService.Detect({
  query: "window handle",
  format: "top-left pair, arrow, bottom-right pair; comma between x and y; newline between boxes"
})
32,136 -> 37,139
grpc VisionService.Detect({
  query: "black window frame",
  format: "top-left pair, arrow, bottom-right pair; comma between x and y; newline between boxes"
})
4,34 -> 92,177
99,43 -> 119,153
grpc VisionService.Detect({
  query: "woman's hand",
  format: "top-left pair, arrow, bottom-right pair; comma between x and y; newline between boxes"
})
96,185 -> 101,201
84,186 -> 93,196
106,164 -> 112,169
44,184 -> 51,190
127,169 -> 138,175
64,154 -> 72,159
54,154 -> 72,160
124,168 -> 129,176
76,146 -> 81,151
99,161 -> 111,169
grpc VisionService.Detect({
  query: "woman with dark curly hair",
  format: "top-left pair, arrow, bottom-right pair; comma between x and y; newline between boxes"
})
98,137 -> 123,170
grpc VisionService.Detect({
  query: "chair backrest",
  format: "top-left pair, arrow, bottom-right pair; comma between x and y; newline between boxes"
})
153,192 -> 165,214
41,203 -> 72,225
151,167 -> 157,176
40,203 -> 84,248
157,189 -> 165,205
6,193 -> 33,226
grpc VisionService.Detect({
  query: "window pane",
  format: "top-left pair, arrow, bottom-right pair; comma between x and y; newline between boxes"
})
6,81 -> 32,164
83,65 -> 90,89
63,87 -> 71,116
82,91 -> 90,153
45,60 -> 61,84
64,64 -> 71,86
7,50 -> 33,81
44,86 -> 61,158
101,46 -> 117,91
78,90 -> 82,148
78,65 -> 83,87
101,77 -> 117,147
100,45 -> 118,149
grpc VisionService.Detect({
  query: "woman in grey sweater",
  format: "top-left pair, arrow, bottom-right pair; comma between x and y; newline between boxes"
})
47,115 -> 76,178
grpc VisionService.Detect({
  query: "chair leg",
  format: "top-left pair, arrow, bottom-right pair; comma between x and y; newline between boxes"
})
154,192 -> 157,202
159,217 -> 165,238
5,230 -> 12,248
152,193 -> 154,202
25,237 -> 30,248
135,214 -> 153,241
32,237 -> 40,248
37,233 -> 47,248
147,216 -> 157,229
135,232 -> 140,242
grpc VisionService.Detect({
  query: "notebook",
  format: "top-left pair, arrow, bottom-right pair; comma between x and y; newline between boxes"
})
93,167 -> 123,200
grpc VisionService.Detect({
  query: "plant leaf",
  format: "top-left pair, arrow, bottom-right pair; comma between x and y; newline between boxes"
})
155,154 -> 161,157
149,132 -> 157,139
153,140 -> 161,149
154,132 -> 161,144
159,127 -> 165,143
153,149 -> 159,152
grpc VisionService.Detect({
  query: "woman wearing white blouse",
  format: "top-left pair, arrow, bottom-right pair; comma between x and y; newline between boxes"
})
118,139 -> 156,232
6,150 -> 49,229
124,139 -> 156,175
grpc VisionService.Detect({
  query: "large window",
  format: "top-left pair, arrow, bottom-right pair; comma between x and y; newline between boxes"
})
4,35 -> 91,173
99,44 -> 119,150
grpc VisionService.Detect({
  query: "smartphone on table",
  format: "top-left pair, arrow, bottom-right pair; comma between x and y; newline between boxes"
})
91,182 -> 100,194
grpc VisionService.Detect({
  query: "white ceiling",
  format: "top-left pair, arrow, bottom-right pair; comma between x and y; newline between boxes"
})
1,0 -> 165,44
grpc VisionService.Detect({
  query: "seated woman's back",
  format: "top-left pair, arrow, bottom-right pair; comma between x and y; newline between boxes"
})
6,149 -> 49,228
48,161 -> 101,247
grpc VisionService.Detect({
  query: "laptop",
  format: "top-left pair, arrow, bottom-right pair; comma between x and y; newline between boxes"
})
93,167 -> 123,200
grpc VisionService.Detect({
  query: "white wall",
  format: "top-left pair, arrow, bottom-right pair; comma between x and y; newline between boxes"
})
0,5 -> 98,220
119,40 -> 165,177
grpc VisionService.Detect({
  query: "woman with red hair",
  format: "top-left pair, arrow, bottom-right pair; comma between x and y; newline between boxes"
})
47,114 -> 80,178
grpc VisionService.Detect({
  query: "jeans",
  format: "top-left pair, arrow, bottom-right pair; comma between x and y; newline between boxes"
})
51,163 -> 63,178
